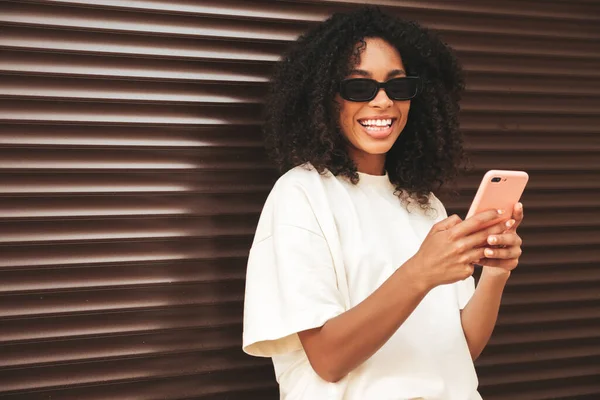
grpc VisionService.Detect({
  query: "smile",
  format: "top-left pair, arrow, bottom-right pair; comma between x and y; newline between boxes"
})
357,118 -> 397,139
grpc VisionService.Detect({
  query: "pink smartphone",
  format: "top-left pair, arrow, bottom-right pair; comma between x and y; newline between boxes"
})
466,170 -> 529,221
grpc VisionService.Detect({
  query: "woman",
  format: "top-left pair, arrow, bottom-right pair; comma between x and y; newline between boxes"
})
243,6 -> 524,400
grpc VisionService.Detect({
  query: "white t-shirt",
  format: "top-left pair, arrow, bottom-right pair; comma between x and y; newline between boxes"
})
243,164 -> 481,400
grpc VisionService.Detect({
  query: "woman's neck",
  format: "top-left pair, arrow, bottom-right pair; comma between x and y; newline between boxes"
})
349,148 -> 386,176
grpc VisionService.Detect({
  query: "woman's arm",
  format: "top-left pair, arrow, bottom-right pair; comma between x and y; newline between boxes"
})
460,202 -> 524,360
298,209 -> 508,382
298,258 -> 428,383
460,268 -> 510,360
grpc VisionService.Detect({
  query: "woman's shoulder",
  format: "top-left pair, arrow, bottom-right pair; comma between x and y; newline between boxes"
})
254,163 -> 330,243
272,162 -> 332,194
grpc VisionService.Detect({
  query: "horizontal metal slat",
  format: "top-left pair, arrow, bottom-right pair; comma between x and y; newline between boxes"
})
0,236 -> 254,269
0,148 -> 269,171
502,280 -> 600,306
0,280 -> 245,319
0,26 -> 285,62
497,302 -> 600,326
461,112 -> 600,134
0,258 -> 247,294
0,325 -> 242,369
0,50 -> 272,83
0,100 -> 262,125
503,281 -> 600,305
0,347 -> 268,393
520,227 -> 600,248
0,75 -> 267,104
479,337 -> 600,367
478,356 -> 600,386
443,29 -> 600,59
464,132 -> 600,152
460,52 -> 600,78
0,214 -> 259,244
0,193 -> 267,219
492,319 -> 600,346
466,71 -> 600,96
481,376 -> 600,400
467,152 -> 600,171
461,92 -> 600,115
506,264 -> 600,287
0,365 -> 276,400
507,245 -> 600,267
0,170 -> 277,195
0,193 -> 267,220
0,124 -> 263,148
0,303 -> 244,343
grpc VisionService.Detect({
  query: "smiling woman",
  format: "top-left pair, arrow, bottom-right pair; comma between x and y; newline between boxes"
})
262,6 -> 467,208
243,6 -> 524,400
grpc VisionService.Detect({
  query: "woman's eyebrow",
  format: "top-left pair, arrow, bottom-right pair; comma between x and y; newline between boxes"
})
349,69 -> 372,77
386,69 -> 406,79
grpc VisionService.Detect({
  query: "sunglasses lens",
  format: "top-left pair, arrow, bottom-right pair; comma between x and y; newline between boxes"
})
343,80 -> 377,101
386,78 -> 418,100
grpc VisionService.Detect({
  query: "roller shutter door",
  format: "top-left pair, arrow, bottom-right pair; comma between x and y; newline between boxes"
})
1,1 -> 599,399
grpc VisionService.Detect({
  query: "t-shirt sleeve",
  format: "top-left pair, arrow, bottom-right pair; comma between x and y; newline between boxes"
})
430,193 -> 476,310
242,178 -> 346,357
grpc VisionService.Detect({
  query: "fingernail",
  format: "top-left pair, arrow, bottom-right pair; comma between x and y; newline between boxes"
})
485,249 -> 494,257
488,236 -> 497,245
517,202 -> 523,210
506,219 -> 515,228
497,209 -> 505,215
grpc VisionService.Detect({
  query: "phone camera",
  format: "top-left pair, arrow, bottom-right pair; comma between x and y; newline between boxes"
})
491,177 -> 501,183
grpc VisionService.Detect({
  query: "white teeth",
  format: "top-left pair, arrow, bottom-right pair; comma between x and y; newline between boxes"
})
359,118 -> 393,127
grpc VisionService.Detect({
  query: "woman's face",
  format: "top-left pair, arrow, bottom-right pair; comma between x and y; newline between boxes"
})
336,37 -> 411,174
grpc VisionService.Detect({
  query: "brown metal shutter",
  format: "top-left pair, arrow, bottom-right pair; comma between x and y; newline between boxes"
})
0,1 -> 598,399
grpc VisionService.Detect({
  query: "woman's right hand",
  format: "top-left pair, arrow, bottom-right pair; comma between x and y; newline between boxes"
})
410,209 -> 513,290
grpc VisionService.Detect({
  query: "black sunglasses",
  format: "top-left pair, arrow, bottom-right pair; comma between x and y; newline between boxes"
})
339,76 -> 420,102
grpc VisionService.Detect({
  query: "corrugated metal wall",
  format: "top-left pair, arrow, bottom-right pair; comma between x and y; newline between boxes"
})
0,0 -> 598,399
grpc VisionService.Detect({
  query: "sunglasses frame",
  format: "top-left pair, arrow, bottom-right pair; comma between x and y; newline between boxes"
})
339,76 -> 421,102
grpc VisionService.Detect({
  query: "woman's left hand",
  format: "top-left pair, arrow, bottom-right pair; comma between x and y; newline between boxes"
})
480,202 -> 524,272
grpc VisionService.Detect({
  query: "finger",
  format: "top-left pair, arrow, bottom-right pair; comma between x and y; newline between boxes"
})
451,209 -> 505,238
461,246 -> 487,265
433,214 -> 462,232
509,202 -> 524,231
461,220 -> 511,249
483,245 -> 522,260
487,232 -> 522,248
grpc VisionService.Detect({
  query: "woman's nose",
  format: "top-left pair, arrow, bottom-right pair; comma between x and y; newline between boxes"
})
368,88 -> 393,108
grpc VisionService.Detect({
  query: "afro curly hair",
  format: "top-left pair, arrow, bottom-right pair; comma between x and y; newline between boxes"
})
263,6 -> 467,208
